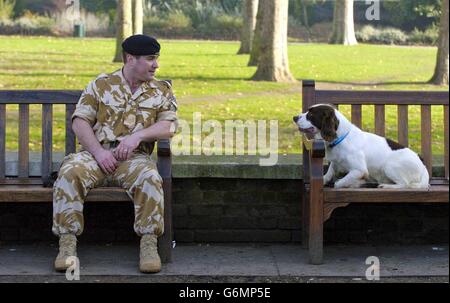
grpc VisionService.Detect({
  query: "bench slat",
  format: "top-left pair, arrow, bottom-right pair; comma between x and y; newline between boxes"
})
323,185 -> 449,203
0,104 -> 5,178
0,90 -> 81,104
445,105 -> 449,180
0,178 -> 44,185
421,105 -> 432,177
0,185 -> 130,202
351,104 -> 362,128
65,104 -> 76,155
315,90 -> 449,105
18,104 -> 29,178
42,104 -> 53,180
397,105 -> 409,146
375,105 -> 385,136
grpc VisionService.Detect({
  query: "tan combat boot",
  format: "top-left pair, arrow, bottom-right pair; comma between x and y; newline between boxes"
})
54,234 -> 77,272
139,234 -> 161,273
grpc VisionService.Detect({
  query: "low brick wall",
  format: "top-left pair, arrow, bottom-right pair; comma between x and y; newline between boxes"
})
0,155 -> 448,244
0,178 -> 448,245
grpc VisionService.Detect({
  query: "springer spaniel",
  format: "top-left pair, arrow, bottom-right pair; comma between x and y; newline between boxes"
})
293,104 -> 429,189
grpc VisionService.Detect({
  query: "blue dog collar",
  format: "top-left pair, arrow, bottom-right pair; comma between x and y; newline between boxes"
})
329,131 -> 350,148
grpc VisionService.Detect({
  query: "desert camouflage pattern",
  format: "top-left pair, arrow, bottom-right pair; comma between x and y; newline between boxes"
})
72,68 -> 178,150
52,69 -> 177,237
52,151 -> 164,236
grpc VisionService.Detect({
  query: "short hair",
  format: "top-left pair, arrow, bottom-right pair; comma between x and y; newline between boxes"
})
122,51 -> 140,64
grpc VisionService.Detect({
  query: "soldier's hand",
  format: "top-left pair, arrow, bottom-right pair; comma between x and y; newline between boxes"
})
93,148 -> 118,174
114,134 -> 141,161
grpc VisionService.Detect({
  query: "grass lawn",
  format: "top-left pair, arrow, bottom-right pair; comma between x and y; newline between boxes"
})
0,36 -> 448,155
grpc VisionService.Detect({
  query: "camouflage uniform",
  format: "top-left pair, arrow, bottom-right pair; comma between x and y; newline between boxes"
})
52,68 -> 178,237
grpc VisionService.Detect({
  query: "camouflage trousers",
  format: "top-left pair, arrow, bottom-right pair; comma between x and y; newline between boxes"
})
52,150 -> 164,237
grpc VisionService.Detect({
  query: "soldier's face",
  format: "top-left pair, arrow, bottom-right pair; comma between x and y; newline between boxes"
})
130,55 -> 159,81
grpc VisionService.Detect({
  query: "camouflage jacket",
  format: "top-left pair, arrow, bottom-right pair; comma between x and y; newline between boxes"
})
72,68 -> 178,151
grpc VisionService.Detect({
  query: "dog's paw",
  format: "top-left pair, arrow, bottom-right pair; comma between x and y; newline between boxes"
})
334,181 -> 346,188
348,179 -> 366,188
378,183 -> 404,189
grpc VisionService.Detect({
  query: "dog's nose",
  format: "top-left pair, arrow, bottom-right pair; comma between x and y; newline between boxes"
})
293,116 -> 299,123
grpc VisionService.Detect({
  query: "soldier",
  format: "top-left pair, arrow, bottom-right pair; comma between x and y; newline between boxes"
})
52,35 -> 178,273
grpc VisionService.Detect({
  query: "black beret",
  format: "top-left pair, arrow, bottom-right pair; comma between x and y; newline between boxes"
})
122,34 -> 160,56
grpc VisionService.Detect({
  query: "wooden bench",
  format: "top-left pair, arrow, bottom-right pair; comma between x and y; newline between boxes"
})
0,89 -> 174,263
301,80 -> 449,265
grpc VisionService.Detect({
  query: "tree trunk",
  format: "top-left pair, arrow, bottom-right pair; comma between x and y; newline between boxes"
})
248,0 -> 264,66
251,0 -> 295,82
133,0 -> 144,35
301,0 -> 312,42
113,0 -> 133,62
237,0 -> 259,54
430,0 -> 449,85
329,0 -> 357,45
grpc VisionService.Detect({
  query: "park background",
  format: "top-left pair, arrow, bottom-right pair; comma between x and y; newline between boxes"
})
0,1 -> 448,259
0,0 -> 448,156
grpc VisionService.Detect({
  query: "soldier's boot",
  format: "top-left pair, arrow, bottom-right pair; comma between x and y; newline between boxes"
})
54,234 -> 77,272
139,234 -> 161,273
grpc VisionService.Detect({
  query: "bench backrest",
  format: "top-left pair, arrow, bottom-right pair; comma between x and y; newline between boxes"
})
0,90 -> 80,180
302,80 -> 449,180
0,82 -> 172,180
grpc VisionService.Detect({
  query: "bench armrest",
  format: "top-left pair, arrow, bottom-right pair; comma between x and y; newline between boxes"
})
302,134 -> 326,159
302,134 -> 325,184
157,138 -> 171,157
156,139 -> 172,179
155,138 -> 173,263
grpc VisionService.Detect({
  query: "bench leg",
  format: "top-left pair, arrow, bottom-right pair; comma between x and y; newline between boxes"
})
308,190 -> 323,264
308,159 -> 324,265
158,177 -> 173,263
302,183 -> 309,249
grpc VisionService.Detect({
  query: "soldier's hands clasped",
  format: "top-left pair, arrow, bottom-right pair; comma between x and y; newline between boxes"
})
113,134 -> 141,161
93,148 -> 118,174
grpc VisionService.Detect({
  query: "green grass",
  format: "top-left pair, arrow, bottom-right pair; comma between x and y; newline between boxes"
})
0,36 -> 448,155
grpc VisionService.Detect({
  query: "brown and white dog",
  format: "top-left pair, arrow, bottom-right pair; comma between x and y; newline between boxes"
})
293,104 -> 429,189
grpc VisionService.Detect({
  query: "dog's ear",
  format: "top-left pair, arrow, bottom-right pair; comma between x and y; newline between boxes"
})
320,109 -> 339,141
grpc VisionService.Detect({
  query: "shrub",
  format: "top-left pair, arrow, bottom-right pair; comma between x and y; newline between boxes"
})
0,10 -> 55,35
198,14 -> 242,40
377,27 -> 407,44
408,25 -> 439,45
356,25 -> 407,45
144,11 -> 193,37
356,25 -> 379,42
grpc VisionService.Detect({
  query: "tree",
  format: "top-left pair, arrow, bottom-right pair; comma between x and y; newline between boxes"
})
430,0 -> 449,85
299,0 -> 312,42
291,0 -> 315,42
247,0 -> 264,66
132,0 -> 143,35
329,0 -> 357,45
113,0 -> 133,62
237,0 -> 259,54
251,0 -> 295,82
